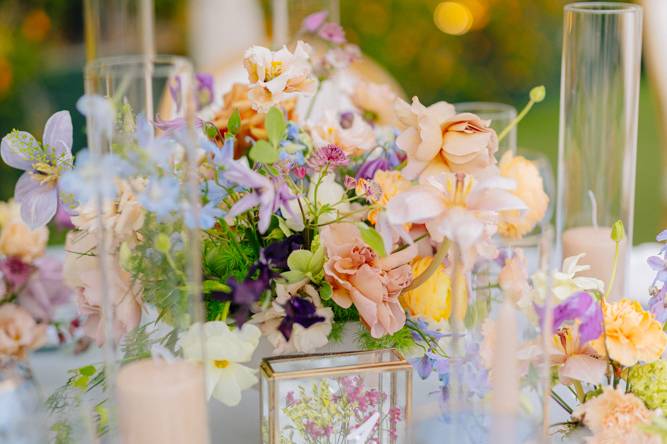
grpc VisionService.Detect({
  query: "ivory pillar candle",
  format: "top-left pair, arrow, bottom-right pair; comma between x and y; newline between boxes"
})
562,226 -> 627,300
116,359 -> 209,444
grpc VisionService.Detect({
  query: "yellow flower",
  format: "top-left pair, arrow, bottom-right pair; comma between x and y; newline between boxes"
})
497,152 -> 549,239
400,256 -> 466,322
573,387 -> 660,444
591,299 -> 667,367
367,170 -> 411,225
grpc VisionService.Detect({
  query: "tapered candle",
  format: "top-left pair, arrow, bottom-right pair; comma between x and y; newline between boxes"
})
116,358 -> 209,444
491,301 -> 519,444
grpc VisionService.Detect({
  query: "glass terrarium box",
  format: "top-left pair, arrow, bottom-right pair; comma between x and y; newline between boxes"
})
260,349 -> 412,443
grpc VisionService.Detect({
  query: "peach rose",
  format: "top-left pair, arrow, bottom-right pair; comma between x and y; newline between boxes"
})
64,231 -> 142,346
497,152 -> 549,239
310,110 -> 376,156
0,200 -> 48,263
0,303 -> 46,359
320,223 -> 417,338
394,97 -> 498,179
498,249 -> 530,304
351,81 -> 399,127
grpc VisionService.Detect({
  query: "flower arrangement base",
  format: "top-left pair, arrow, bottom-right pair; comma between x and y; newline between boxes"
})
260,349 -> 412,443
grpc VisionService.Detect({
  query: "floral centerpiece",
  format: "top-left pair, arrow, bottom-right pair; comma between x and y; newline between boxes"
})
0,12 -> 553,439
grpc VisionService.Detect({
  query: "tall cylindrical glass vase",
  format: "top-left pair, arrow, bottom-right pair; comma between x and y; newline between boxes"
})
556,2 -> 642,300
72,55 -> 209,443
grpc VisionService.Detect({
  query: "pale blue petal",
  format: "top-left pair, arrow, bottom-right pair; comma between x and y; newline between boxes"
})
1,131 -> 38,170
15,172 -> 58,228
42,111 -> 73,159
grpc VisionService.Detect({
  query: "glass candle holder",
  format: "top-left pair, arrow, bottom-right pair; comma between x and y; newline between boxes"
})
556,2 -> 643,299
260,349 -> 412,443
454,102 -> 517,155
77,55 -> 209,443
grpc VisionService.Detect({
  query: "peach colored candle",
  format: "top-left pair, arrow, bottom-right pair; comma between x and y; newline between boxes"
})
116,359 -> 209,444
562,226 -> 627,300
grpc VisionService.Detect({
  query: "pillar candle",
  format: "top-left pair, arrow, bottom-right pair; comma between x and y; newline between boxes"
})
116,358 -> 209,444
491,301 -> 519,444
562,226 -> 627,300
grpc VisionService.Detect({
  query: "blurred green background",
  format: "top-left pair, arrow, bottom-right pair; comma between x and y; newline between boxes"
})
0,0 -> 662,242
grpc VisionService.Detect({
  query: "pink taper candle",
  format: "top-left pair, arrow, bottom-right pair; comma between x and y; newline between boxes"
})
116,359 -> 209,444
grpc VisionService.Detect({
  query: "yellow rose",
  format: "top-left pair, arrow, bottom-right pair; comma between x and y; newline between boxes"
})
591,299 -> 667,366
0,201 -> 48,263
400,256 -> 466,322
497,152 -> 549,239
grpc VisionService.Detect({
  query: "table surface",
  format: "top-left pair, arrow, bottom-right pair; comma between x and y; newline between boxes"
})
30,244 -> 658,442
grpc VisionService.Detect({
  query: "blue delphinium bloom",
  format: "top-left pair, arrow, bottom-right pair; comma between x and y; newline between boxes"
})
184,201 -> 224,230
60,149 -> 129,206
138,175 -> 181,219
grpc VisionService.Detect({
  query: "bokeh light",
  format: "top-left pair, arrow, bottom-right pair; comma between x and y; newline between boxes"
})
434,1 -> 473,36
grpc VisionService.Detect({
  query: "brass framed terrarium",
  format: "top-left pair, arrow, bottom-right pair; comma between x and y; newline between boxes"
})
260,349 -> 412,444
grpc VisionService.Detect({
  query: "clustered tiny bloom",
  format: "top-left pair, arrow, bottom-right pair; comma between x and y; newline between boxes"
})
307,144 -> 349,170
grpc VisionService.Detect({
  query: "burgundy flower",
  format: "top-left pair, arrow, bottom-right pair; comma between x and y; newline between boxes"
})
0,257 -> 33,289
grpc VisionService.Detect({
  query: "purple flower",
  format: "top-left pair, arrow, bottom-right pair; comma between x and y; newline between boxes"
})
649,255 -> 667,286
658,229 -> 667,243
212,263 -> 274,326
356,158 -> 389,180
318,22 -> 346,44
169,75 -> 182,112
261,235 -> 303,270
301,10 -> 328,32
18,256 -> 71,322
196,73 -> 215,110
224,160 -> 295,233
1,111 -> 73,228
649,291 -> 667,324
307,144 -> 349,170
53,202 -> 74,230
277,296 -> 326,340
537,291 -> 603,343
0,257 -> 33,289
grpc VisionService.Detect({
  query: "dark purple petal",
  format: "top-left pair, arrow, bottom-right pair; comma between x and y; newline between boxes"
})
262,235 -> 303,270
1,131 -> 38,171
15,172 -> 58,229
42,111 -> 73,158
302,11 -> 328,32
284,297 -> 324,329
278,317 -> 294,341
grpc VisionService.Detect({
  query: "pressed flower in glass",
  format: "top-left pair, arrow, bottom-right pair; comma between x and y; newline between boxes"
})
75,55 -> 209,443
259,349 -> 412,443
556,2 -> 643,300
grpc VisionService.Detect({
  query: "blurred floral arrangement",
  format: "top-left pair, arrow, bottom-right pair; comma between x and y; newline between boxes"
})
0,9 -> 552,428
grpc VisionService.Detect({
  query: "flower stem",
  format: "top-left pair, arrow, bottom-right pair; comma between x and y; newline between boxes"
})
305,81 -> 323,121
603,237 -> 621,302
498,99 -> 536,142
573,380 -> 585,403
551,390 -> 573,415
404,238 -> 450,291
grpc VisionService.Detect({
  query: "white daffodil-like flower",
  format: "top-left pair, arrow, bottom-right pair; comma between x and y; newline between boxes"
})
521,253 -> 605,312
180,321 -> 261,406
243,41 -> 317,112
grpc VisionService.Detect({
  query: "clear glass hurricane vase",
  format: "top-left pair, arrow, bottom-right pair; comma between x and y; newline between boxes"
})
556,2 -> 642,300
79,55 -> 209,443
272,0 -> 340,48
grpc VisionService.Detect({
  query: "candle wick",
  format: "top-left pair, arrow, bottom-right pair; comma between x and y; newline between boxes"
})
588,190 -> 598,229
151,344 -> 177,364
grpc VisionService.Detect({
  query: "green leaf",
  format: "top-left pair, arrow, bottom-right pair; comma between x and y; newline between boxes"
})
203,279 -> 230,293
356,222 -> 387,257
282,270 -> 306,283
228,108 -> 241,135
78,365 -> 96,377
309,244 -> 325,272
203,121 -> 219,139
611,220 -> 625,242
72,376 -> 89,391
249,139 -> 279,164
265,106 -> 286,147
319,282 -> 333,300
287,250 -> 313,272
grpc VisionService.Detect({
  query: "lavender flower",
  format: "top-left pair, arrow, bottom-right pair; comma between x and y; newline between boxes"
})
537,291 -> 603,343
1,111 -> 73,228
307,144 -> 349,170
59,149 -> 127,206
318,22 -> 346,44
648,229 -> 667,323
356,157 -> 389,180
301,10 -> 328,32
224,159 -> 295,233
169,75 -> 182,112
196,73 -> 215,110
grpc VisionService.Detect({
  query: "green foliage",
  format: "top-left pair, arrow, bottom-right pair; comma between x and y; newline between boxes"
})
357,325 -> 416,353
249,139 -> 279,164
282,243 -> 325,284
265,106 -> 287,147
322,297 -> 359,323
356,222 -> 386,257
328,320 -> 346,343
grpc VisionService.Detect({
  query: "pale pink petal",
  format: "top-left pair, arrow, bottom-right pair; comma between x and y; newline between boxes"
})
15,173 -> 58,229
559,354 -> 607,385
385,186 -> 445,225
42,110 -> 73,158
